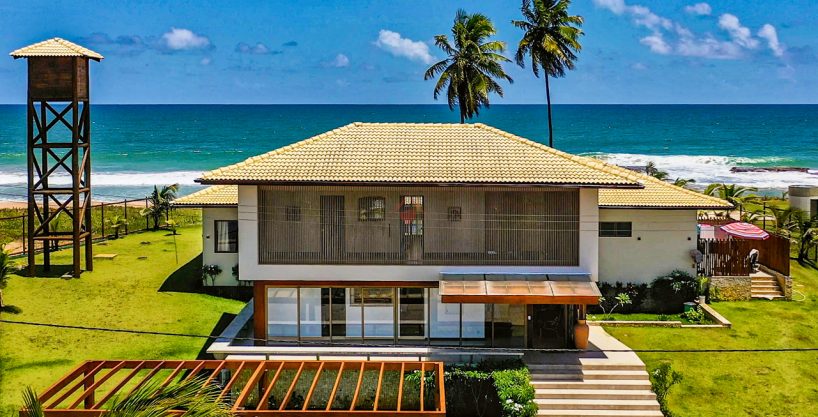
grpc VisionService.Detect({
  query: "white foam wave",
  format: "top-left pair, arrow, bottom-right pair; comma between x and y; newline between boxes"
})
0,170 -> 203,187
587,153 -> 818,190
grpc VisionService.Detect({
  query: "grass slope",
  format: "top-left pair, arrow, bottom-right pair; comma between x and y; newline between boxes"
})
606,262 -> 818,417
0,225 -> 243,414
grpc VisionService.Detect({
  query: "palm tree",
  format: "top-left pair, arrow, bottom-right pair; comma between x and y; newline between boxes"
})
768,206 -> 798,232
425,9 -> 513,123
159,183 -> 180,221
788,209 -> 818,262
0,245 -> 12,309
106,215 -> 128,239
513,0 -> 583,147
141,184 -> 179,230
644,161 -> 669,181
22,376 -> 233,417
673,177 -> 696,188
704,183 -> 758,208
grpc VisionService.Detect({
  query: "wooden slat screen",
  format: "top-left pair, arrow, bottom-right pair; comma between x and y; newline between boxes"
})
698,234 -> 790,276
258,186 -> 580,266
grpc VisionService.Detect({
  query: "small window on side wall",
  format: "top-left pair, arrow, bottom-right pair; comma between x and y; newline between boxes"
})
359,197 -> 386,221
285,206 -> 301,222
215,220 -> 238,252
599,221 -> 632,237
448,206 -> 462,222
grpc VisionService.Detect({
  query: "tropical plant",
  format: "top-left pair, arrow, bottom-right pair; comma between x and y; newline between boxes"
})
768,206 -> 798,232
672,177 -> 696,188
598,293 -> 632,320
650,363 -> 683,417
22,376 -> 233,417
201,264 -> 223,286
0,244 -> 12,309
513,0 -> 583,147
788,210 -> 818,262
645,161 -> 669,181
425,10 -> 513,123
704,183 -> 758,208
740,209 -> 762,224
140,184 -> 180,230
106,215 -> 128,239
164,219 -> 179,235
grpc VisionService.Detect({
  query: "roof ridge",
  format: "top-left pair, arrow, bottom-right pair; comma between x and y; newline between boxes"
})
10,37 -> 103,60
200,122 -> 359,179
472,123 -> 644,186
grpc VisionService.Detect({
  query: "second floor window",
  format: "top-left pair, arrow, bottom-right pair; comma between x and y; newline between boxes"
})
599,221 -> 632,237
285,205 -> 301,222
215,220 -> 238,252
358,196 -> 386,221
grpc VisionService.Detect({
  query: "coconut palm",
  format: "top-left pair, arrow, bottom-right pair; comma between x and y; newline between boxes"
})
787,209 -> 818,262
141,184 -> 180,230
672,177 -> 696,188
704,183 -> 758,208
644,161 -> 669,181
768,206 -> 798,232
425,9 -> 513,123
106,215 -> 128,239
513,0 -> 583,147
0,245 -> 12,309
22,376 -> 233,417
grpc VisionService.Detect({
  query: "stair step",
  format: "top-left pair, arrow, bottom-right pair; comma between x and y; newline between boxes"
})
531,372 -> 584,381
535,399 -> 660,410
751,291 -> 784,296
582,370 -> 649,380
537,409 -> 662,417
529,364 -> 584,371
580,363 -> 646,371
532,380 -> 652,390
536,389 -> 656,400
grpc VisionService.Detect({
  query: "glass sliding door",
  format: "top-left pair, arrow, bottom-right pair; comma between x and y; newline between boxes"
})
330,288 -> 361,340
267,287 -> 298,339
429,288 -> 460,345
357,288 -> 395,340
493,304 -> 526,348
399,288 -> 426,342
462,303 -> 491,346
300,288 -> 330,339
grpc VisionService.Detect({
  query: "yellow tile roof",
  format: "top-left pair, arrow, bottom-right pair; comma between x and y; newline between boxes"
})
10,38 -> 104,61
199,123 -> 643,186
597,166 -> 732,209
172,185 -> 238,207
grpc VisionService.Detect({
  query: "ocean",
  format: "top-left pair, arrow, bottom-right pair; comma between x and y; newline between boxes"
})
1,104 -> 817,201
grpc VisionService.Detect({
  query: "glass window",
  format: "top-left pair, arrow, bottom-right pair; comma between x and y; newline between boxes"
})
429,288 -> 460,344
330,288 -> 361,339
214,220 -> 238,253
267,287 -> 298,338
599,221 -> 633,237
358,197 -> 386,221
399,288 -> 426,338
285,206 -> 301,222
461,304 -> 490,346
363,288 -> 394,339
300,288 -> 330,338
493,304 -> 526,348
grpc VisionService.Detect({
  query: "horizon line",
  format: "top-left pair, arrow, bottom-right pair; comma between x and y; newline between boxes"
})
1,103 -> 818,106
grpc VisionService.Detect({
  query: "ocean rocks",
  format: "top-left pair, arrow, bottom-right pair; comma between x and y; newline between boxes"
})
730,166 -> 810,173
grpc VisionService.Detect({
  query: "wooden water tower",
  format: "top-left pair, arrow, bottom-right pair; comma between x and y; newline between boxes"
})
10,38 -> 103,277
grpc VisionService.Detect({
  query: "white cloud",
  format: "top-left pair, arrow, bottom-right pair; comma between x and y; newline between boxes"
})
631,62 -> 648,70
374,30 -> 434,64
329,53 -> 350,68
200,57 -> 212,66
640,35 -> 671,54
161,28 -> 211,50
236,42 -> 271,55
718,14 -> 759,49
684,3 -> 711,16
595,0 -> 784,60
758,24 -> 785,57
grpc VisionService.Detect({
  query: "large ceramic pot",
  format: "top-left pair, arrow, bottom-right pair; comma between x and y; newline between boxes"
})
574,319 -> 590,349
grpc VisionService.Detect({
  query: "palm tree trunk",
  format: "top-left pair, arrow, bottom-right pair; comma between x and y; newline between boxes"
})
545,74 -> 554,148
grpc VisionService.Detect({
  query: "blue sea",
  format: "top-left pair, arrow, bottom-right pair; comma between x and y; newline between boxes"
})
1,104 -> 817,201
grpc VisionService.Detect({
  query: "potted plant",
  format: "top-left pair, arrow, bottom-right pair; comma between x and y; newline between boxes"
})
696,276 -> 709,304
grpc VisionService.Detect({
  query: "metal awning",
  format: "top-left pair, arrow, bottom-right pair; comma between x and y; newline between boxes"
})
28,360 -> 445,416
440,280 -> 601,305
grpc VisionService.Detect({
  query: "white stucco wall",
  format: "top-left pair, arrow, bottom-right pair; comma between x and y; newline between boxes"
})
598,208 -> 697,285
237,186 -> 600,282
202,207 -> 239,286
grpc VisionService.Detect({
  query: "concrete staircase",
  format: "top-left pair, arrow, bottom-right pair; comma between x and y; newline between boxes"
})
751,274 -> 785,300
526,327 -> 662,417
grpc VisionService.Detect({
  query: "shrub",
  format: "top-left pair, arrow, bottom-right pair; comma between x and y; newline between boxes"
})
650,363 -> 683,417
445,361 -> 536,417
650,270 -> 698,313
595,281 -> 648,313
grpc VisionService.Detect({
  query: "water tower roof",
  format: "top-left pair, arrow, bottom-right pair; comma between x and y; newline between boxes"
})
10,37 -> 103,61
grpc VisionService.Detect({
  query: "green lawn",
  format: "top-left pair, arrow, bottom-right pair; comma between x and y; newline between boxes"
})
606,262 -> 818,417
0,225 -> 244,414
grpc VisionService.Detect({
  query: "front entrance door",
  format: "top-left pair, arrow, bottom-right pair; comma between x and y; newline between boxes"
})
527,305 -> 566,348
320,196 -> 345,260
400,195 -> 424,262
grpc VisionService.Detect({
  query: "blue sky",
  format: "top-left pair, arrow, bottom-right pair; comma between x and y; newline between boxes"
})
0,0 -> 816,104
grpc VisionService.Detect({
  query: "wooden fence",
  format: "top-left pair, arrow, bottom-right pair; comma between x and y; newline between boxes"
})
698,233 -> 790,277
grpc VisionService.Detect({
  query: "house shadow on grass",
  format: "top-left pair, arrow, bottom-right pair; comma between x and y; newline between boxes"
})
196,312 -> 237,360
159,253 -> 251,301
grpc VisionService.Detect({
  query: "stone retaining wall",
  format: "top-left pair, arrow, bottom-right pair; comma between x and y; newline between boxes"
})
710,275 -> 752,301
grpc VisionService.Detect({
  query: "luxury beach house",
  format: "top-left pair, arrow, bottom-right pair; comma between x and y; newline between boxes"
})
174,122 -> 730,358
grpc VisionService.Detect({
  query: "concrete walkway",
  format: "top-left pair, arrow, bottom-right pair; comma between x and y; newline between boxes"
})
525,327 -> 662,417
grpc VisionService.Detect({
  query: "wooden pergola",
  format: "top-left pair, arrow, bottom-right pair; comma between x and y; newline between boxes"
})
27,360 -> 446,416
